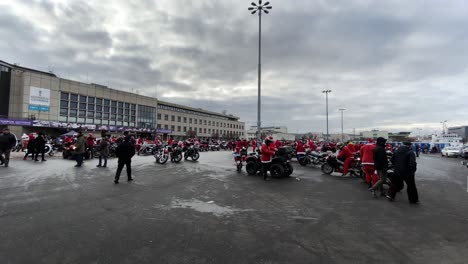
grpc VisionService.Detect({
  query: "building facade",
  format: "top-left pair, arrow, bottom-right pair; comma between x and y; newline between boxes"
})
360,130 -> 389,140
247,126 -> 296,141
0,60 -> 245,139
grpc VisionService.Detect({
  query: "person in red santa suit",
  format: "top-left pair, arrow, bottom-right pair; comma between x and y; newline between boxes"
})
251,138 -> 257,152
261,136 -> 277,181
275,139 -> 282,148
296,140 -> 305,155
235,138 -> 242,153
241,138 -> 248,149
168,136 -> 174,147
86,133 -> 95,158
337,142 -> 355,176
360,138 -> 378,191
307,138 -> 315,151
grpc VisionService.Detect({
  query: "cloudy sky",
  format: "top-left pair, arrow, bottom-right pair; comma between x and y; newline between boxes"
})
1,0 -> 467,135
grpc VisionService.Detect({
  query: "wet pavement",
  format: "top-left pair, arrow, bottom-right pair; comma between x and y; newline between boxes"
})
0,151 -> 468,264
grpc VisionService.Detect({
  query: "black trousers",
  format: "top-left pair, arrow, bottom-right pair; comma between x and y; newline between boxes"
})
388,174 -> 419,203
24,149 -> 35,159
35,148 -> 45,161
115,159 -> 132,181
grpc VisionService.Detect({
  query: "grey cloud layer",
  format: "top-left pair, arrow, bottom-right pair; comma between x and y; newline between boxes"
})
1,0 -> 467,134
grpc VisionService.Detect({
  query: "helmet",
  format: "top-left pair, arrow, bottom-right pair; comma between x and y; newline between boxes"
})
337,142 -> 344,149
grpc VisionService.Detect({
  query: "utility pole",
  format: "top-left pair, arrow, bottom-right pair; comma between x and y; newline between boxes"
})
339,108 -> 346,142
322,90 -> 332,141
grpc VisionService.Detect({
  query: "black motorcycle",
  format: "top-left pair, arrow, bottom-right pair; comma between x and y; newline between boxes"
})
184,145 -> 200,161
138,143 -> 158,156
171,146 -> 183,163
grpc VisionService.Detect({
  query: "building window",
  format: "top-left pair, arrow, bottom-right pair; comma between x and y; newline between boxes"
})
189,127 -> 192,131
189,118 -> 192,124
70,102 -> 78,109
157,113 -> 161,120
171,125 -> 175,131
88,97 -> 95,104
194,119 -> 198,124
60,108 -> 68,116
111,107 -> 117,114
177,116 -> 181,122
177,126 -> 181,132
60,100 -> 68,108
204,128 -> 207,134
70,94 -> 78,102
79,110 -> 86,118
171,115 -> 175,122
204,120 -> 207,125
199,128 -> 202,133
104,99 -> 110,106
60,92 -> 69,100
111,101 -> 117,107
80,95 -> 87,103
69,109 -> 77,117
183,127 -> 187,132
164,115 -> 168,121
164,125 -> 169,130
118,102 -> 124,108
157,124 -> 162,129
184,117 -> 187,123
208,121 -> 211,126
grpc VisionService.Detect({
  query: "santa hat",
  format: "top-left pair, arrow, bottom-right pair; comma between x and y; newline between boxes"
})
367,138 -> 374,143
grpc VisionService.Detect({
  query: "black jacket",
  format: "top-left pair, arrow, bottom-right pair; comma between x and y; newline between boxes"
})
391,145 -> 417,176
35,136 -> 46,149
373,145 -> 388,170
0,133 -> 16,149
115,140 -> 135,160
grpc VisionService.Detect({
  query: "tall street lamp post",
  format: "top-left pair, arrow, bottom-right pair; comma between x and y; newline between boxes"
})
440,120 -> 447,134
339,108 -> 346,142
248,0 -> 272,145
322,90 -> 332,141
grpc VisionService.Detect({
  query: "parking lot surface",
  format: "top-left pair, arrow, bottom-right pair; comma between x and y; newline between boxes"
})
0,151 -> 468,264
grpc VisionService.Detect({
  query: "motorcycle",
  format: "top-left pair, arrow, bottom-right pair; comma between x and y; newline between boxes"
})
209,143 -> 220,151
171,146 -> 183,163
184,145 -> 200,161
321,152 -> 362,178
155,145 -> 170,164
138,143 -> 158,156
298,150 -> 327,167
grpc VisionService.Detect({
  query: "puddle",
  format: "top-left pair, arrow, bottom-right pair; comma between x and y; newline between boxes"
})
169,198 -> 253,217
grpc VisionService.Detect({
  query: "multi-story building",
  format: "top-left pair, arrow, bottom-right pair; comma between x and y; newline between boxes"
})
0,60 -> 245,139
448,126 -> 468,143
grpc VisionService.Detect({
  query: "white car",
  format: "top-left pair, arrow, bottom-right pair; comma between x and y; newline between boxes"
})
441,147 -> 460,157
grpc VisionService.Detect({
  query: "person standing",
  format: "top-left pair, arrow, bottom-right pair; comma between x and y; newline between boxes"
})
360,139 -> 377,193
96,136 -> 109,168
86,133 -> 95,159
23,133 -> 36,160
261,137 -> 276,181
114,136 -> 135,184
34,132 -> 46,162
387,142 -> 419,204
369,137 -> 389,196
251,138 -> 257,152
74,131 -> 86,167
0,128 -> 17,167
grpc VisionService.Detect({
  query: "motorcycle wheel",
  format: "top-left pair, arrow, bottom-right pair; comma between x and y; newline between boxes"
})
284,163 -> 294,177
49,151 -> 55,157
192,152 -> 200,161
321,163 -> 334,175
173,153 -> 183,163
298,157 -> 308,166
246,161 -> 258,176
270,164 -> 285,178
159,155 -> 169,164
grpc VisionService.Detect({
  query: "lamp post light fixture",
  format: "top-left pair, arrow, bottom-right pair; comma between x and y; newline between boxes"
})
248,0 -> 272,145
339,108 -> 346,142
322,90 -> 332,141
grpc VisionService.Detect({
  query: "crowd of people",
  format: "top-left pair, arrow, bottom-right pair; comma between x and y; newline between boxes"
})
1,128 -> 419,203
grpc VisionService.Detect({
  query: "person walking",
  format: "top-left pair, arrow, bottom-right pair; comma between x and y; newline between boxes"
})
0,128 -> 17,167
96,136 -> 109,168
34,132 -> 47,162
74,131 -> 86,167
114,136 -> 135,184
23,133 -> 36,160
387,142 -> 419,204
369,137 -> 389,196
261,136 -> 277,181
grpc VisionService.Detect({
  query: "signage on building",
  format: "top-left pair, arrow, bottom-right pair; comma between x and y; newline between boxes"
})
155,129 -> 173,134
0,118 -> 33,126
29,86 -> 50,112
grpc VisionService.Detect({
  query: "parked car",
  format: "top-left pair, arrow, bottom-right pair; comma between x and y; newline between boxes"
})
441,147 -> 460,158
460,147 -> 468,159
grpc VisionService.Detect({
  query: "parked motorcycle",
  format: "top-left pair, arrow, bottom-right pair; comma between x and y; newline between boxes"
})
184,145 -> 200,161
155,145 -> 170,164
298,150 -> 327,167
138,143 -> 158,156
209,143 -> 220,151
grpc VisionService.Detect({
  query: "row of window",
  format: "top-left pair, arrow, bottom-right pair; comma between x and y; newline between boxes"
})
156,114 -> 244,130
158,104 -> 235,121
58,116 -> 135,127
156,124 -> 242,135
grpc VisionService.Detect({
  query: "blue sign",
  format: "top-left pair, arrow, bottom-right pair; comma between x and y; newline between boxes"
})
29,105 -> 50,111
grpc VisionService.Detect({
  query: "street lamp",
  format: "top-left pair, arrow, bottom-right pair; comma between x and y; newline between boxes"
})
339,108 -> 346,142
248,0 -> 272,145
322,90 -> 332,141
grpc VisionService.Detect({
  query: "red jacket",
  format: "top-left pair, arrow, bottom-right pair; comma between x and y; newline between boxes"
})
235,140 -> 242,149
251,140 -> 257,147
337,145 -> 354,160
296,141 -> 305,153
275,140 -> 282,148
307,139 -> 315,150
261,143 -> 276,162
360,143 -> 376,165
242,140 -> 248,148
86,136 -> 94,147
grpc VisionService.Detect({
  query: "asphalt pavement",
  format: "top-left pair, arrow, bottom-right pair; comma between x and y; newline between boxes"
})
0,151 -> 467,264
